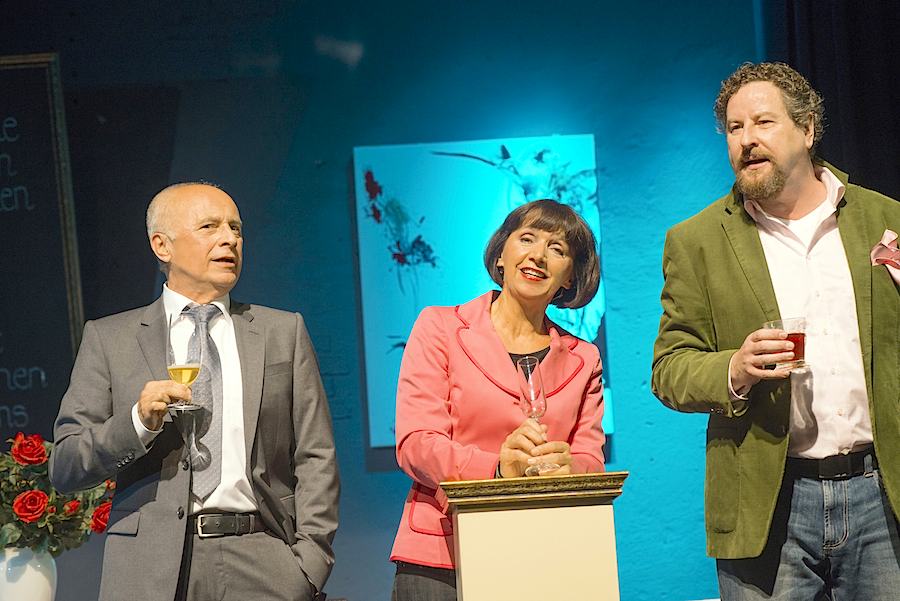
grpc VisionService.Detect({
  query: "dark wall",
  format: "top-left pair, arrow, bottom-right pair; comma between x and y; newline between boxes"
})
4,2 -> 305,320
761,0 -> 900,198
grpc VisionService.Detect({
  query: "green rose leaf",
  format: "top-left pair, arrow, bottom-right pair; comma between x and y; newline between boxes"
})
1,522 -> 22,547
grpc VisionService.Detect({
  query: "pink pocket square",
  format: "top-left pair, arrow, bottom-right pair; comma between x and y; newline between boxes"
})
870,229 -> 900,285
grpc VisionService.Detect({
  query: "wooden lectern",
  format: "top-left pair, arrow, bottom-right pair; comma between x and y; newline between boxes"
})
441,471 -> 628,601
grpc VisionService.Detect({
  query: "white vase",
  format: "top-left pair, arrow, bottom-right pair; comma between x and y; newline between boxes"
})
1,547 -> 57,601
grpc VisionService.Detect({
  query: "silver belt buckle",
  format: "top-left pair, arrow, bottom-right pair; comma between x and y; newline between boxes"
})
196,515 -> 225,539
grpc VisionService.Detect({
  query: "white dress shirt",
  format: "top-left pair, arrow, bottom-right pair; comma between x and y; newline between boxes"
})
744,166 -> 873,458
131,285 -> 257,513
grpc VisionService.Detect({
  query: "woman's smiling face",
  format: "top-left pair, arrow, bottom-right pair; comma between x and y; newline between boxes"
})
497,223 -> 573,306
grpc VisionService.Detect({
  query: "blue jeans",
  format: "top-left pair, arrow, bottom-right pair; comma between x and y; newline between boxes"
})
717,455 -> 900,600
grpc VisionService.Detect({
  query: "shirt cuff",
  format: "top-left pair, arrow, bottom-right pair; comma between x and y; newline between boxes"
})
726,355 -> 750,417
131,403 -> 163,448
727,354 -> 751,400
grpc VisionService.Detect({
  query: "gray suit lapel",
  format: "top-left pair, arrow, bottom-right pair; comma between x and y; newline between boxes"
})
138,297 -> 170,382
721,193 -> 781,322
137,297 -> 172,424
231,301 -> 265,468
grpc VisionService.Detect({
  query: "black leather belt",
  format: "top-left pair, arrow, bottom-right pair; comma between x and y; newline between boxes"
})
189,512 -> 267,538
786,446 -> 877,480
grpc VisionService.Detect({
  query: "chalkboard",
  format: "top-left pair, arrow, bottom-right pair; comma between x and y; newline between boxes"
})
0,53 -> 83,441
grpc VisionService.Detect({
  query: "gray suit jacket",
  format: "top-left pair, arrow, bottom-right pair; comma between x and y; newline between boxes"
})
49,297 -> 339,601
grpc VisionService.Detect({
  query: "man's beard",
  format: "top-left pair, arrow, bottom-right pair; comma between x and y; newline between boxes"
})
735,160 -> 786,202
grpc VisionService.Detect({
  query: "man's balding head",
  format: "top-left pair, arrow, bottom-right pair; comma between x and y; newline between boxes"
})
147,183 -> 243,303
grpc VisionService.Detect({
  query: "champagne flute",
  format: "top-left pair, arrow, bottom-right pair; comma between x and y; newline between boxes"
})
166,312 -> 207,468
516,356 -> 559,477
166,313 -> 203,412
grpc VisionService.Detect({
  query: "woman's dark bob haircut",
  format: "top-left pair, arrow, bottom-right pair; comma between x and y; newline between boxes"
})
483,199 -> 600,309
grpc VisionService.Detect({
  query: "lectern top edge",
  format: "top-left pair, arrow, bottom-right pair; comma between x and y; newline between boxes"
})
440,470 -> 629,508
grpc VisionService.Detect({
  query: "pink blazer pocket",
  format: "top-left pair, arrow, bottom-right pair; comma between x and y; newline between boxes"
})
408,484 -> 453,536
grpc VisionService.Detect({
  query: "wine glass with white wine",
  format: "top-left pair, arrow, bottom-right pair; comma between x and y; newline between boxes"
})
515,355 -> 560,477
166,312 -> 207,467
166,314 -> 208,466
166,312 -> 203,412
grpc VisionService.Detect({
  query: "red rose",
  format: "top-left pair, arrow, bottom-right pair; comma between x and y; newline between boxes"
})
12,490 -> 49,523
64,500 -> 80,515
105,479 -> 116,492
90,500 -> 112,533
10,432 -> 48,465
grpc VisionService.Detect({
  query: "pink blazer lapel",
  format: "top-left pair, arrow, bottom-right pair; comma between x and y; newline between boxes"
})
453,291 -> 586,401
540,325 -> 586,397
455,292 -> 520,399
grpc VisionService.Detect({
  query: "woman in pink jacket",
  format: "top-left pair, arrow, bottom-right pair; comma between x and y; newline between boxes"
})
390,199 -> 606,600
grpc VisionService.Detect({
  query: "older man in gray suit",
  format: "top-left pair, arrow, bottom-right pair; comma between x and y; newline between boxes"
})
50,183 -> 339,601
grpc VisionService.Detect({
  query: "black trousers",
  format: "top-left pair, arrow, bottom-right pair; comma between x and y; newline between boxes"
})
391,561 -> 457,601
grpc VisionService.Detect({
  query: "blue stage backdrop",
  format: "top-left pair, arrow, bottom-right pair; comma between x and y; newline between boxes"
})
354,134 -> 613,449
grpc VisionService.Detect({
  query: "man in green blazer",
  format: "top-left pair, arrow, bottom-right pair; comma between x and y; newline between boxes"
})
652,62 -> 899,600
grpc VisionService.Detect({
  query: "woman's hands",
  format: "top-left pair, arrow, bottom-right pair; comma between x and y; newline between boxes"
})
498,418 -> 573,478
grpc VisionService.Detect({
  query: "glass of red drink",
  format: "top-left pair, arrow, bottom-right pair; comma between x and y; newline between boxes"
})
763,317 -> 806,370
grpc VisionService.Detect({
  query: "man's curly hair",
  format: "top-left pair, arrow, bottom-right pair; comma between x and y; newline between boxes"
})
714,62 -> 825,158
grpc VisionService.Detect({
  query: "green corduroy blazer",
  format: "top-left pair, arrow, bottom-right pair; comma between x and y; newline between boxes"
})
651,162 -> 899,559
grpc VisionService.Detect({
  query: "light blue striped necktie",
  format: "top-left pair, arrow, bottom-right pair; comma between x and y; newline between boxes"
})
183,303 -> 223,499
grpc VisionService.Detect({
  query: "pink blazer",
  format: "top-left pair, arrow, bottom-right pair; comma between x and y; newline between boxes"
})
389,291 -> 606,568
